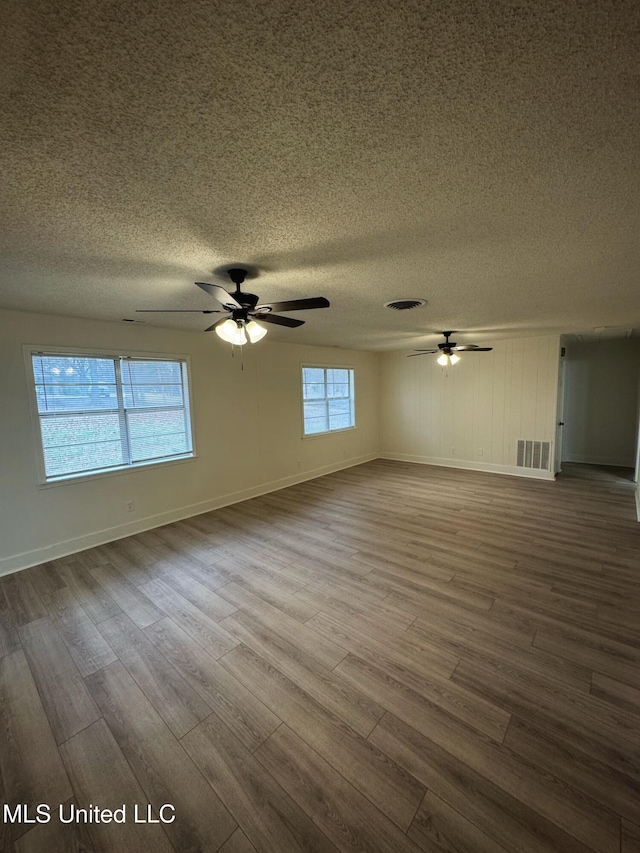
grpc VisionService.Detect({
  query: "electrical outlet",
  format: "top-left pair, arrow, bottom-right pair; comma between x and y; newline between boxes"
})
126,500 -> 135,513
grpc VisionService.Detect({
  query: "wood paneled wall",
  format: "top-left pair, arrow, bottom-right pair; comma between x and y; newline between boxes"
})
379,335 -> 560,478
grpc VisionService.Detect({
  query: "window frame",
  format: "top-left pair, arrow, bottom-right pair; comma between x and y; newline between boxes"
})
301,363 -> 356,438
24,344 -> 197,487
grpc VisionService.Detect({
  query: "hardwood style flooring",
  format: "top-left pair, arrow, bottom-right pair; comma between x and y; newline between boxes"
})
1,459 -> 639,853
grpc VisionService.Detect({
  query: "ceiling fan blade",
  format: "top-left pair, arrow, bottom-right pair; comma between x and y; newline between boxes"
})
411,349 -> 438,353
195,282 -> 242,309
253,313 -> 305,328
136,309 -> 224,313
407,351 -> 435,357
255,297 -> 330,313
453,346 -> 493,351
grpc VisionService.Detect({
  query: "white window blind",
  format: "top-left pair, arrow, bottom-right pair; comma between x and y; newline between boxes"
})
31,353 -> 193,480
302,366 -> 355,435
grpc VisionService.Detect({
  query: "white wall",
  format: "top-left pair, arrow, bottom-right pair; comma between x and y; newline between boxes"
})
563,339 -> 640,468
379,335 -> 560,478
0,309 -> 379,574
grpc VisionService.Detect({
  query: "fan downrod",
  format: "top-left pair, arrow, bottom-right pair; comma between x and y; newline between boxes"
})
227,268 -> 248,289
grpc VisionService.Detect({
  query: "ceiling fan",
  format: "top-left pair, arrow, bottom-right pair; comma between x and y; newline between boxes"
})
409,331 -> 493,365
137,267 -> 330,345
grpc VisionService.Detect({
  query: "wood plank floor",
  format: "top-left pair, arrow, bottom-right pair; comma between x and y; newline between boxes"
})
1,459 -> 639,852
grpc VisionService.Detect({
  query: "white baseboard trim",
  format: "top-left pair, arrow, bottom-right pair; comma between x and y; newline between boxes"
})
0,453 -> 378,577
379,452 -> 556,481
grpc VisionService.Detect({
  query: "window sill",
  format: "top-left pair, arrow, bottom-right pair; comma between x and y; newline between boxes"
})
37,453 -> 197,489
302,426 -> 356,440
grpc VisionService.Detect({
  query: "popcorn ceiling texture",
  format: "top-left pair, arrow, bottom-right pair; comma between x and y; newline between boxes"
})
1,0 -> 639,349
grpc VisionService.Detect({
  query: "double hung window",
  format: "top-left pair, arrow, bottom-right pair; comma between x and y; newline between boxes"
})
30,351 -> 193,481
302,366 -> 355,436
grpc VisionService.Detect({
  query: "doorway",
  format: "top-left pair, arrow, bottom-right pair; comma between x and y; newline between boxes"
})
558,333 -> 640,477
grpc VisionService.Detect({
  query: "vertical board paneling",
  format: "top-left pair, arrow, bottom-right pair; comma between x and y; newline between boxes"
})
380,336 -> 560,475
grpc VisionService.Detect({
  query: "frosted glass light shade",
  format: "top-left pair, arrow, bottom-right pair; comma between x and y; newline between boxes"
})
216,318 -> 247,345
245,320 -> 267,343
437,352 -> 460,366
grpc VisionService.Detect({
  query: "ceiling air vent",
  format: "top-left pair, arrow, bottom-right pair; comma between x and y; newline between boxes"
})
384,299 -> 426,311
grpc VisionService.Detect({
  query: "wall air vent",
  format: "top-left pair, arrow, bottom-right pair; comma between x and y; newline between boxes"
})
516,440 -> 551,470
384,299 -> 426,310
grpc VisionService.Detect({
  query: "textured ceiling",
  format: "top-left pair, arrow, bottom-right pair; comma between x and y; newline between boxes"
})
1,0 -> 639,351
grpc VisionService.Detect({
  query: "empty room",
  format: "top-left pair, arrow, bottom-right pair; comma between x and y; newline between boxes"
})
1,1 -> 639,852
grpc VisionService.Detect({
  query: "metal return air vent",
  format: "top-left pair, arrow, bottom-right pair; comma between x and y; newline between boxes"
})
517,440 -> 551,470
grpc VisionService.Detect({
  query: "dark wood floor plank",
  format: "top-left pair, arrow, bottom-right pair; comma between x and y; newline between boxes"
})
345,654 -> 619,853
41,589 -> 117,677
229,574 -> 320,622
371,712 -> 600,853
18,618 -> 101,744
220,643 -> 425,831
97,613 -> 212,738
96,540 -> 157,584
141,577 -> 238,656
294,583 -> 414,631
182,716 -> 339,853
0,572 -> 47,627
533,624 -> 640,688
1,460 -> 637,852
408,614 -> 593,694
218,828 -> 258,853
24,563 -> 66,599
89,563 -> 162,628
220,608 -> 384,737
217,583 -> 348,669
54,561 -> 122,624
14,799 -> 95,853
503,715 -> 640,824
158,567 -> 238,621
622,820 -> 640,853
334,641 -> 509,744
409,789 -> 509,853
0,651 -> 72,835
255,723 -> 422,852
591,672 -> 640,716
453,657 -> 640,774
60,719 -> 174,853
0,585 -> 21,658
368,566 -> 496,611
144,617 -> 281,751
86,661 -> 237,851
394,591 -> 536,646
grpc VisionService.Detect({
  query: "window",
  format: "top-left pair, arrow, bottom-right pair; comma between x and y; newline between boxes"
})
30,351 -> 193,481
302,366 -> 355,435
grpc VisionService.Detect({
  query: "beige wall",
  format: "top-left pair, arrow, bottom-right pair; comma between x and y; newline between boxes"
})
562,339 -> 640,468
379,335 -> 560,477
0,309 -> 379,574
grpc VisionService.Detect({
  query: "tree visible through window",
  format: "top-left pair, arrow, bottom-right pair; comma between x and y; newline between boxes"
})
31,352 -> 193,480
302,366 -> 355,435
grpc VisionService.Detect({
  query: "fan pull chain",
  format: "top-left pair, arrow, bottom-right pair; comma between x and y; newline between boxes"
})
230,344 -> 244,370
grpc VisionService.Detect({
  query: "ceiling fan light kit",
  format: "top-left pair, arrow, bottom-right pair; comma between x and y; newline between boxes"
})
410,331 -> 493,364
137,267 -> 329,347
437,352 -> 460,366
